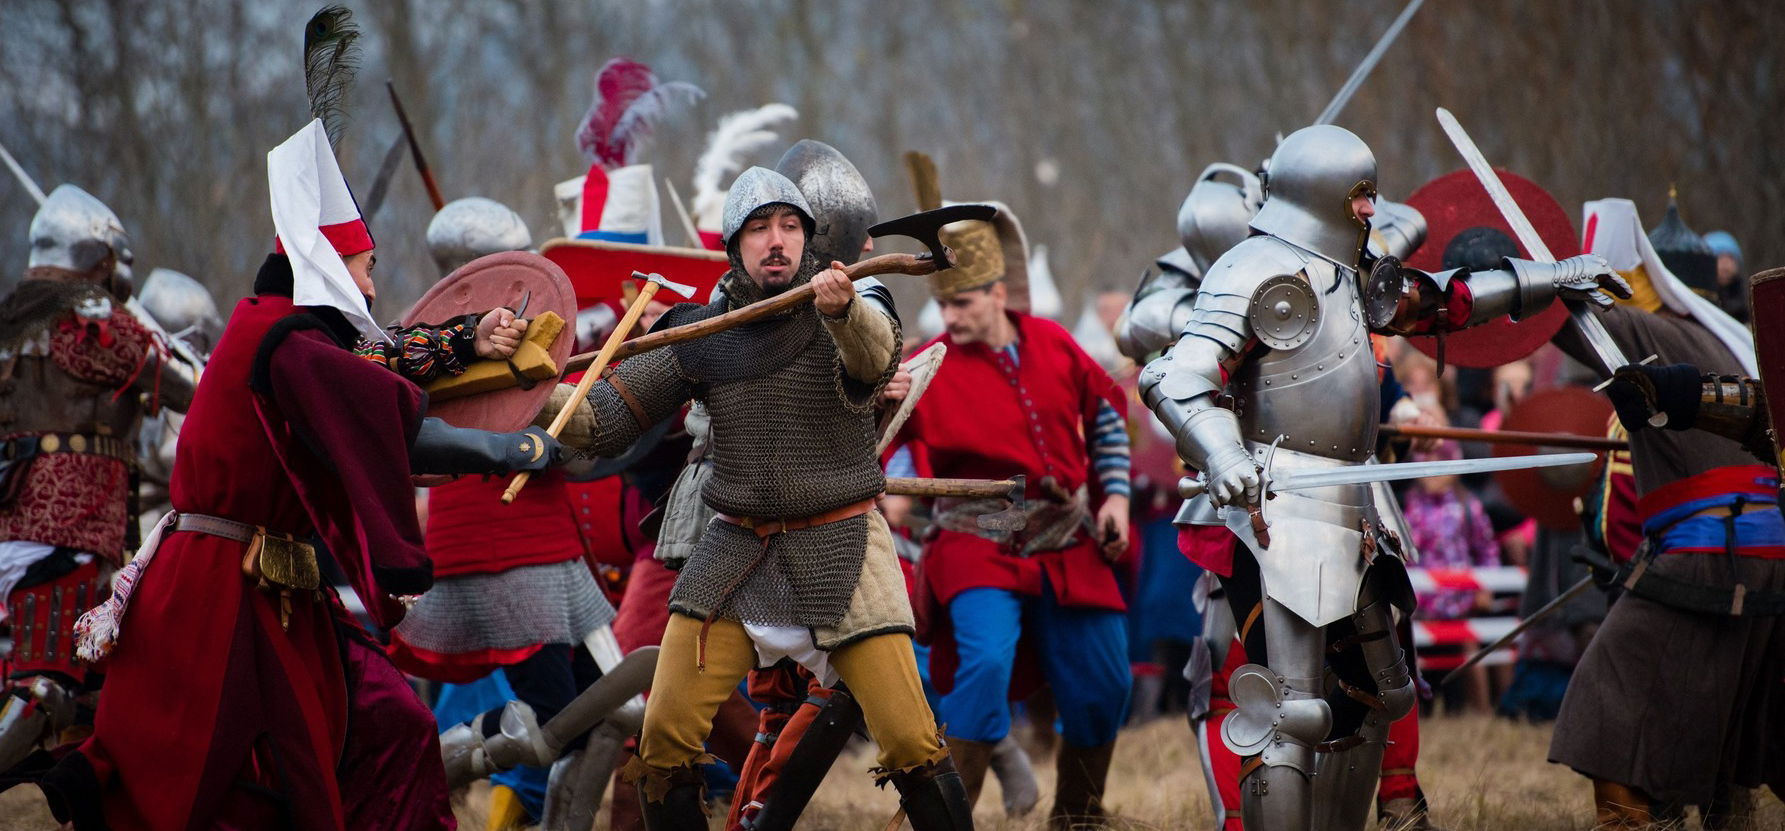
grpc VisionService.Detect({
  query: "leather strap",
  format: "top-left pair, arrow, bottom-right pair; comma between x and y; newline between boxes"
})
5,432 -> 134,463
604,367 -> 650,427
716,497 -> 878,539
173,512 -> 260,544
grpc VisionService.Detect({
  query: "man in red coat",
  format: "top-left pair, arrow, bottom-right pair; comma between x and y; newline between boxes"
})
27,120 -> 559,831
887,204 -> 1132,827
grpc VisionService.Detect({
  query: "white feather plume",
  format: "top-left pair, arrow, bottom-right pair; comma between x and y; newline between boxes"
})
691,103 -> 799,228
612,81 -> 706,166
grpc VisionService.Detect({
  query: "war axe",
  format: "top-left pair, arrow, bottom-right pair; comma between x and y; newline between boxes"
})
564,204 -> 996,373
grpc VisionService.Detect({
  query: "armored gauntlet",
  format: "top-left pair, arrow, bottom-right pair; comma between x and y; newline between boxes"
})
409,417 -> 563,476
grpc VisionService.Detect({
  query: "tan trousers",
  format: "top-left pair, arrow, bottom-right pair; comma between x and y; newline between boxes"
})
638,613 -> 946,776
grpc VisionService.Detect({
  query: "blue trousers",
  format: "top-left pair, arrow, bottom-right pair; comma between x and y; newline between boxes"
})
939,584 -> 1131,747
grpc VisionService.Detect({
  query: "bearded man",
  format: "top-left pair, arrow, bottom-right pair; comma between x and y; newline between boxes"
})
546,167 -> 971,830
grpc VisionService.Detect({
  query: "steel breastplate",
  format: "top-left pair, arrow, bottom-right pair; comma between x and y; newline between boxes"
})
1230,260 -> 1380,462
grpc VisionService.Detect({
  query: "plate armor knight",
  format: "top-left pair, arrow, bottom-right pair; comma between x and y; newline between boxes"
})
1138,125 -> 1627,831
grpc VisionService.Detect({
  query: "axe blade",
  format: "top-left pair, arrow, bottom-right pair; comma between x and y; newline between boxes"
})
867,204 -> 998,267
974,473 -> 1028,532
631,270 -> 699,299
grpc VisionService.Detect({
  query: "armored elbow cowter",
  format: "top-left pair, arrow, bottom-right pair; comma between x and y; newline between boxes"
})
1139,347 -> 1251,496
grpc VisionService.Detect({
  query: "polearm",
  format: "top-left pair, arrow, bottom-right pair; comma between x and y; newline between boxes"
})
387,80 -> 445,211
1439,575 -> 1595,686
1378,423 -> 1626,452
561,251 -> 939,374
560,204 -> 995,374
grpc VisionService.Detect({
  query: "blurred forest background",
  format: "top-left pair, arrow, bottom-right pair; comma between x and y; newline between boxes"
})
1,0 -> 1779,322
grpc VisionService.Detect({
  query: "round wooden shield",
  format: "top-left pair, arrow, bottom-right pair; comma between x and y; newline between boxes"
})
400,251 -> 576,433
1403,169 -> 1581,368
1491,385 -> 1614,529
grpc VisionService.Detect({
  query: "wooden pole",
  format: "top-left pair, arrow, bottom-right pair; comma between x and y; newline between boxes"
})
1378,423 -> 1626,451
503,278 -> 664,503
564,252 -> 937,374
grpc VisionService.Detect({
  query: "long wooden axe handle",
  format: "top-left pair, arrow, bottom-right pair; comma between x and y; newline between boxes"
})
564,252 -> 940,375
503,277 -> 667,504
884,476 -> 1018,500
1378,423 -> 1626,451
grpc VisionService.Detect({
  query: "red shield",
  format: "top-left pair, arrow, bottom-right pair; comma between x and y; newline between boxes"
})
1750,266 -> 1785,469
400,251 -> 576,433
1403,169 -> 1581,368
1490,386 -> 1614,529
540,237 -> 727,309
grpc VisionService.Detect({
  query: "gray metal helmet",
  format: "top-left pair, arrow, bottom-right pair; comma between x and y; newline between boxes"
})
426,197 -> 533,276
774,140 -> 877,267
28,184 -> 133,281
719,166 -> 814,248
1250,125 -> 1377,267
1178,163 -> 1264,274
138,268 -> 222,356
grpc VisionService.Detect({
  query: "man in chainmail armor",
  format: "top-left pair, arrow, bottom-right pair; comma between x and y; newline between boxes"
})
547,166 -> 972,829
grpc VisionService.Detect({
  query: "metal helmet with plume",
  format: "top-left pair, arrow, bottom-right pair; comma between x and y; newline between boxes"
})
303,5 -> 361,150
574,58 -> 704,171
691,104 -> 799,232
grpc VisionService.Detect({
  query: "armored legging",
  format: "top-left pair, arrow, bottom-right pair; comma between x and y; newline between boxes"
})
636,613 -> 947,781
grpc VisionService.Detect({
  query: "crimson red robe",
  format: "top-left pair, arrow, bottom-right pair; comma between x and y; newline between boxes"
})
894,312 -> 1126,694
42,292 -> 434,831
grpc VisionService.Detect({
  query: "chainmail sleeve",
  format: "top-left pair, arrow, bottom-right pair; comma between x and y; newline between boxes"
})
582,345 -> 694,457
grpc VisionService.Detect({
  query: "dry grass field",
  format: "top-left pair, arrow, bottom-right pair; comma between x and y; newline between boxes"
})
3,715 -> 1779,829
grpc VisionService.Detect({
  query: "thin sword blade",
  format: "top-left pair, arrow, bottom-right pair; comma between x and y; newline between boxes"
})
1270,452 -> 1597,493
1314,0 -> 1426,126
1434,107 -> 1630,373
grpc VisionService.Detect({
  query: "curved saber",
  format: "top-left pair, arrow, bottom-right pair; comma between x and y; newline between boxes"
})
1313,0 -> 1426,126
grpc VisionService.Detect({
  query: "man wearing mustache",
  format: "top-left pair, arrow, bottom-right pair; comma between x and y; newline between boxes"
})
545,167 -> 972,829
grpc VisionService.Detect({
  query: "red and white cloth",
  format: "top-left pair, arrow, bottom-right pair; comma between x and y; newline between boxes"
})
267,118 -> 386,343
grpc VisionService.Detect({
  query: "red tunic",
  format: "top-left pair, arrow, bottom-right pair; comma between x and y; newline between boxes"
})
897,312 -> 1127,610
895,313 -> 1126,697
52,294 -> 431,831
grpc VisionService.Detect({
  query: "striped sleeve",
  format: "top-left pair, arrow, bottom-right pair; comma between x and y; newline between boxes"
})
1090,399 -> 1131,498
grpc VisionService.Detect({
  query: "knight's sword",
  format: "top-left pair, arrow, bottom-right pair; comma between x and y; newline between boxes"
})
1434,108 -> 1632,376
1177,451 -> 1597,499
0,139 -> 46,205
1313,0 -> 1426,126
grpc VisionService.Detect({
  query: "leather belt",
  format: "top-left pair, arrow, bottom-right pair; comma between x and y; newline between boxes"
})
716,497 -> 878,539
172,511 -> 319,629
3,432 -> 134,463
173,512 -> 259,544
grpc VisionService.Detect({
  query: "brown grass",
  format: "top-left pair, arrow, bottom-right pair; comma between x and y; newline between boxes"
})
3,715 -> 1779,829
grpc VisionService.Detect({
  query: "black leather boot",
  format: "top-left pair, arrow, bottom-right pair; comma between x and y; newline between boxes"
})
886,757 -> 974,831
636,763 -> 708,831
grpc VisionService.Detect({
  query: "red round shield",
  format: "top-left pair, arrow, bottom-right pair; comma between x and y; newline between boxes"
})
1403,169 -> 1581,368
1490,386 -> 1614,530
540,238 -> 728,309
400,251 -> 576,433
